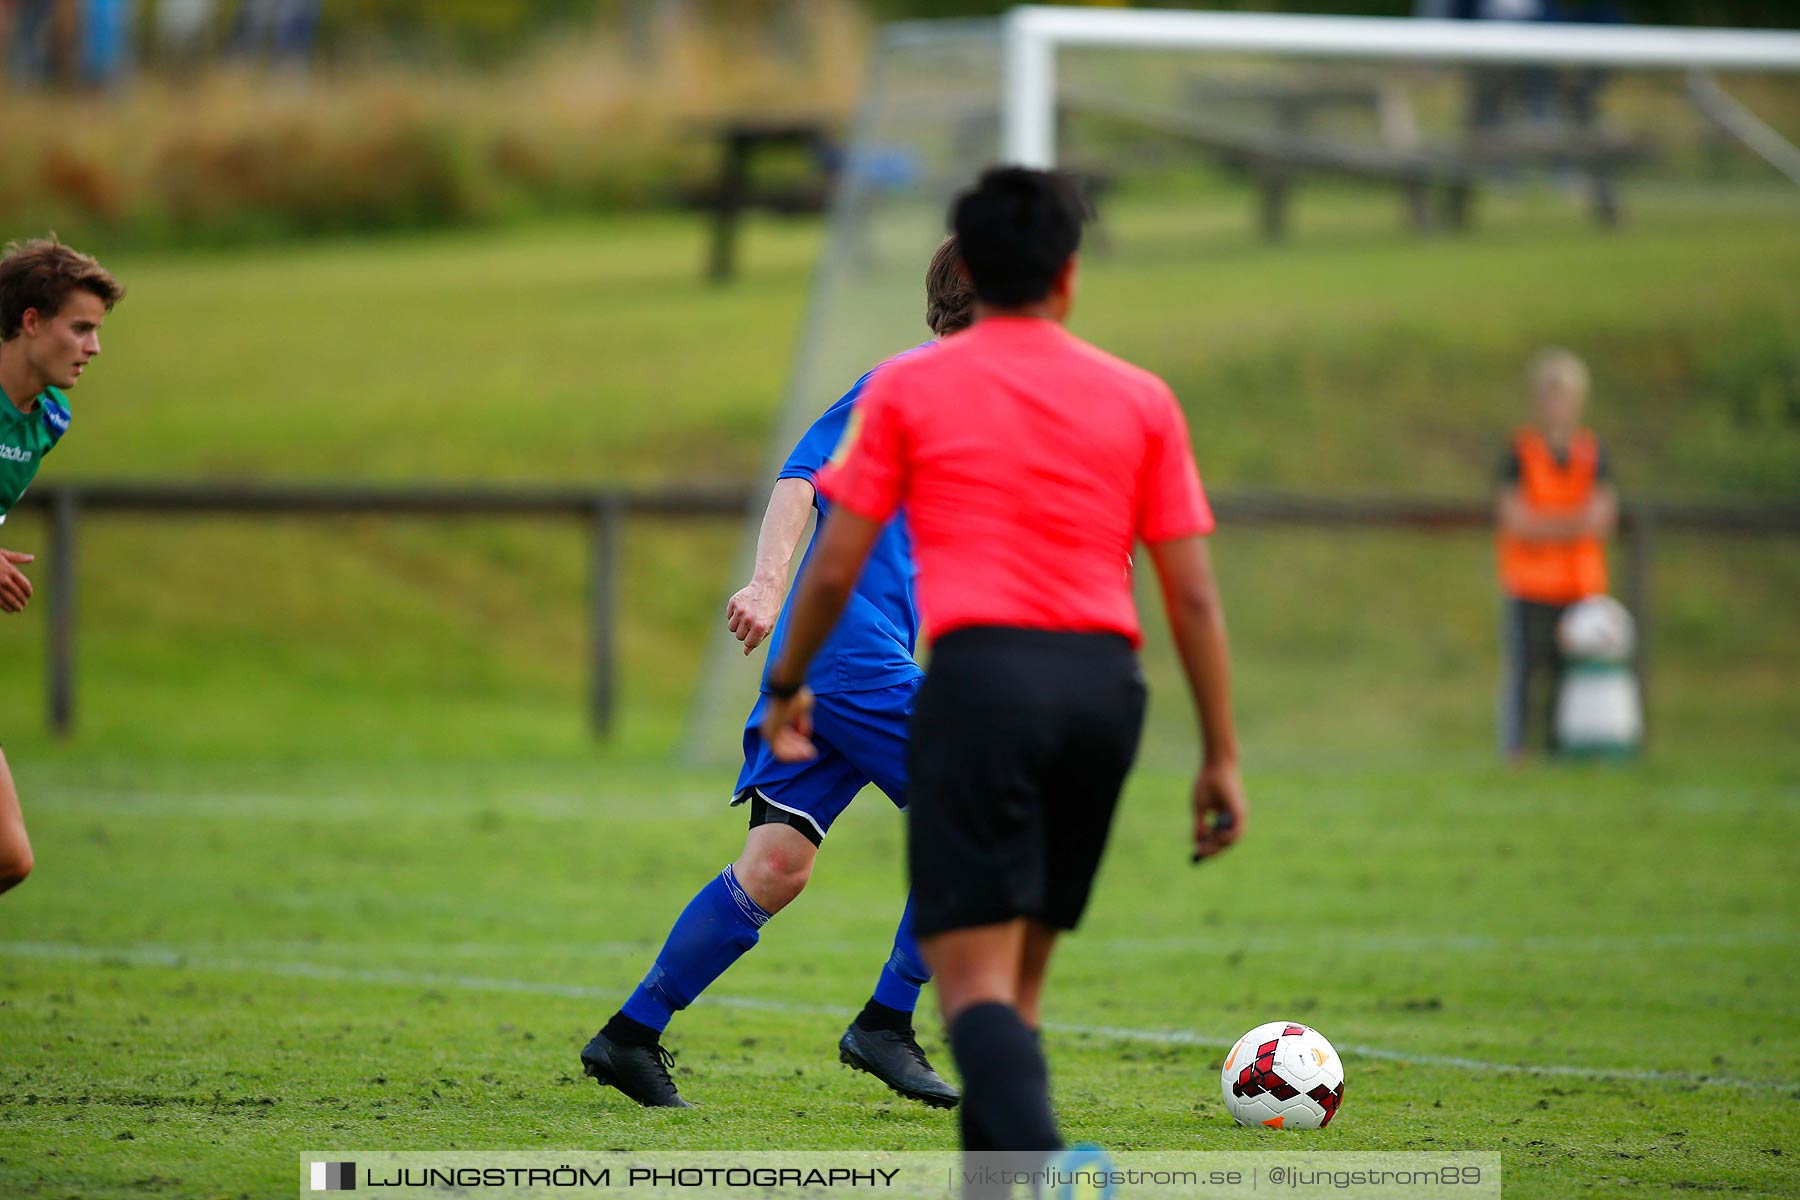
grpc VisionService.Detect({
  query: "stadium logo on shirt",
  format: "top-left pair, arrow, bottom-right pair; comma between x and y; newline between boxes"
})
828,407 -> 865,467
0,446 -> 31,463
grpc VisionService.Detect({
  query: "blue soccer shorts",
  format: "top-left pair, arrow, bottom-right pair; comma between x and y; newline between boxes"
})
733,678 -> 919,845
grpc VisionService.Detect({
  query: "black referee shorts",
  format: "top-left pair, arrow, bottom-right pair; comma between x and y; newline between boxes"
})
907,626 -> 1147,939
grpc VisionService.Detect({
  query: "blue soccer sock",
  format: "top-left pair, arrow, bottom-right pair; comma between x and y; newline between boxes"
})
616,866 -> 770,1035
869,891 -> 930,1015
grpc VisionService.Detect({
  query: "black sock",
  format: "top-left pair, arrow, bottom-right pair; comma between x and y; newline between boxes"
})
958,1101 -> 998,1151
948,1002 -> 1062,1152
958,1103 -> 1010,1200
600,1011 -> 661,1048
854,998 -> 914,1034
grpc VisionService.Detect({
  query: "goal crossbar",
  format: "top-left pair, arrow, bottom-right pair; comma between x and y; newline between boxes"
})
1002,6 -> 1800,166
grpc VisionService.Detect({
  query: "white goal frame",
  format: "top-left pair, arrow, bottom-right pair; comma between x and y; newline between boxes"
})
1001,6 -> 1800,169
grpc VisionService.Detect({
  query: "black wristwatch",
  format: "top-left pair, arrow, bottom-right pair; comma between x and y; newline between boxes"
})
766,677 -> 803,700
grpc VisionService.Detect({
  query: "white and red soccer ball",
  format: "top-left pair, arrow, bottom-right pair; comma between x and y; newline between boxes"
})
1220,1021 -> 1345,1129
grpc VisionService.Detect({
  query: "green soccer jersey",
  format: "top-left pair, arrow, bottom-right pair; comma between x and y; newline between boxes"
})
0,384 -> 72,526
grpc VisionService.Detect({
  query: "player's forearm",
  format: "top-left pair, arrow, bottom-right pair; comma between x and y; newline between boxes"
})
1175,599 -> 1240,768
1588,486 -> 1619,537
750,478 -> 816,587
1508,513 -> 1606,539
1498,491 -> 1597,540
1499,491 -> 1558,538
1507,514 -> 1585,539
1151,538 -> 1240,767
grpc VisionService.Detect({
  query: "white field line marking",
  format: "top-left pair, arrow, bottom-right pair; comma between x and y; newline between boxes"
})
32,790 -> 730,822
2,940 -> 1791,1094
19,929 -> 1785,961
1045,1020 -> 1799,1093
34,782 -> 1800,819
1082,930 -> 1798,954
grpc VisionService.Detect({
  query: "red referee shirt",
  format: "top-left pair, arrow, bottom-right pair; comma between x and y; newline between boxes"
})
816,316 -> 1214,648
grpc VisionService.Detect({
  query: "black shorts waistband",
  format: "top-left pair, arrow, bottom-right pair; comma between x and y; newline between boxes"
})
931,626 -> 1133,657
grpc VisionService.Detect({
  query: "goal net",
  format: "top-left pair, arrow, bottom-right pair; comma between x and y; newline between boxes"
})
683,8 -> 1800,766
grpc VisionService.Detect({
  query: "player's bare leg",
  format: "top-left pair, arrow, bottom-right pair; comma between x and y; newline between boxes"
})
579,830 -> 814,1109
0,749 -> 35,895
1014,920 -> 1060,1032
923,920 -> 1026,1022
924,920 -> 1059,1151
731,823 -> 815,913
585,821 -> 955,1109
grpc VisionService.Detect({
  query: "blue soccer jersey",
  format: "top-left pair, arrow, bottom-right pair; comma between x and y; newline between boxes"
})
758,353 -> 926,697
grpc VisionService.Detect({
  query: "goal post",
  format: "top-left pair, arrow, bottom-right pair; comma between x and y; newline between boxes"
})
1001,8 -> 1800,168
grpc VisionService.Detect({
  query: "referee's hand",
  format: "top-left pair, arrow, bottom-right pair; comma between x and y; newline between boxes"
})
1190,761 -> 1246,863
761,688 -> 818,763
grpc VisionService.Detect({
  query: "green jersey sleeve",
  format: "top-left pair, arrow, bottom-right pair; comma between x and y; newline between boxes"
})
0,386 -> 73,524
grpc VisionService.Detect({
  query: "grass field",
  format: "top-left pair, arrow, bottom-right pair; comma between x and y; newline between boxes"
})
2,754 -> 1797,1198
1,188 -> 1797,1197
0,189 -> 1796,762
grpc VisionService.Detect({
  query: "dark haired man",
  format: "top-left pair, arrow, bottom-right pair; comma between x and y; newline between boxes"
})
579,237 -> 973,1110
0,236 -> 126,897
761,167 -> 1247,1157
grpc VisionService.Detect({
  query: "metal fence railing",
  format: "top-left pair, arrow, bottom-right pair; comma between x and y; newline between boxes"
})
10,482 -> 752,738
10,483 -> 1797,741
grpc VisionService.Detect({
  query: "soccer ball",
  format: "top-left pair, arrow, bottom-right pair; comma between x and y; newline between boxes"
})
1220,1021 -> 1345,1129
1556,595 -> 1635,662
